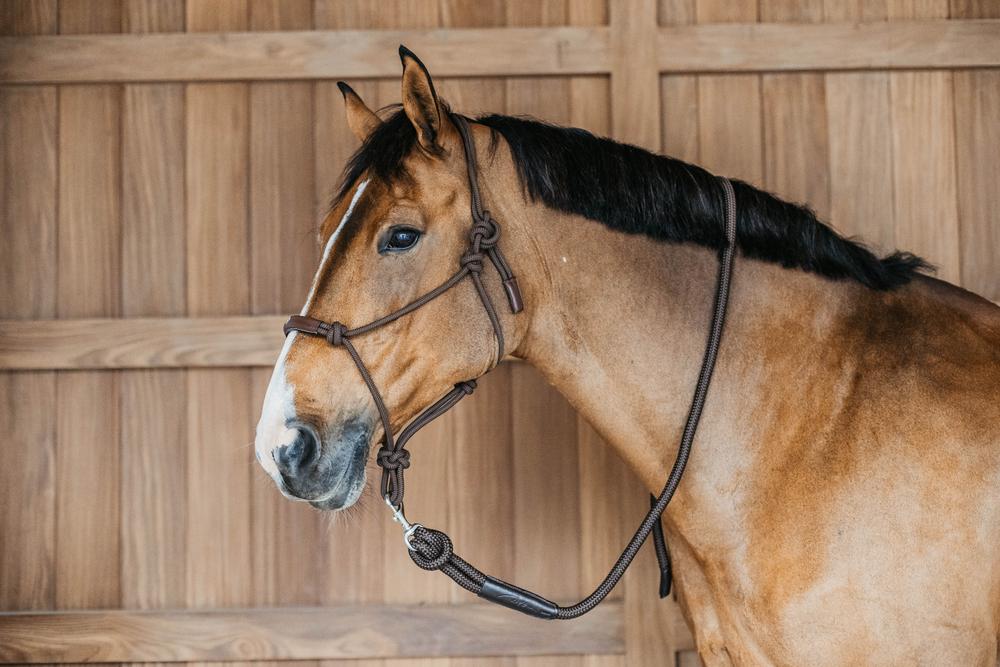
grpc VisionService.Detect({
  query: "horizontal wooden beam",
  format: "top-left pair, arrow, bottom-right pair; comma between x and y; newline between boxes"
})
0,601 -> 623,663
0,26 -> 610,84
1,20 -> 997,85
0,316 -> 285,370
658,19 -> 1000,72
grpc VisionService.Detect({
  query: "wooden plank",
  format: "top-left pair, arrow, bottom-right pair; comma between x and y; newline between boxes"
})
119,0 -> 187,613
185,0 -> 254,612
121,81 -> 185,315
950,19 -> 999,295
123,0 -> 184,32
0,26 -> 611,83
0,602 -> 624,663
950,0 -> 1000,18
661,75 -> 700,163
54,1 -> 123,613
953,69 -> 1000,301
0,316 -> 285,370
0,0 -> 57,35
889,70 -> 960,281
656,19 -> 1000,71
0,0 -> 58,614
759,4 -> 828,217
762,73 -> 831,218
610,0 -> 659,149
952,0 -> 1000,299
4,21 -> 1000,85
825,72 -> 895,247
697,74 -> 763,183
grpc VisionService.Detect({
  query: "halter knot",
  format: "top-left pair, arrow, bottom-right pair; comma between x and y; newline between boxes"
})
377,446 -> 411,471
326,321 -> 347,346
408,527 -> 453,570
457,380 -> 477,395
471,217 -> 500,248
460,252 -> 485,273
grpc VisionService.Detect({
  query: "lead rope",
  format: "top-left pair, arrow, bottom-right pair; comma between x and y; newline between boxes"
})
284,116 -> 738,619
401,176 -> 738,619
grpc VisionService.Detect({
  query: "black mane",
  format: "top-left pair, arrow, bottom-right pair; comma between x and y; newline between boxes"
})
337,109 -> 929,291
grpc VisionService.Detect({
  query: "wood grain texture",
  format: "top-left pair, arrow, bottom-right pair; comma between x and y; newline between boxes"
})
948,0 -> 998,298
54,1 -> 124,613
889,70 -> 960,282
0,0 -> 58,615
0,316 -> 286,370
0,0 -> 57,34
0,26 -> 611,83
611,0 -> 659,148
953,69 -> 1000,301
119,0 -> 187,615
657,19 -> 1000,71
122,82 -> 185,316
697,74 -> 763,184
184,0 -> 254,613
0,371 -> 56,611
825,72 -> 895,247
4,21 -> 1000,84
0,601 -> 623,663
762,73 -> 831,218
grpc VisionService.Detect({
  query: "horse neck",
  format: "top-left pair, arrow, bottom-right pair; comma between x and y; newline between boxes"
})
501,197 -> 871,506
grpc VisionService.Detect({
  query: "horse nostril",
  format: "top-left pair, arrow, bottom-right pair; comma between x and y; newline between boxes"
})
274,425 -> 320,476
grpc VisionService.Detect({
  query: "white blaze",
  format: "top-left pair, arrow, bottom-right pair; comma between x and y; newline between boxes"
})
254,179 -> 370,478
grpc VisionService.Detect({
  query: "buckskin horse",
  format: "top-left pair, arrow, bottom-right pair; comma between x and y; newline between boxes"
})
254,47 -> 1000,665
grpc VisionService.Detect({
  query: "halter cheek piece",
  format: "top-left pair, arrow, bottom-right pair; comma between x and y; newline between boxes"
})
284,113 -> 738,620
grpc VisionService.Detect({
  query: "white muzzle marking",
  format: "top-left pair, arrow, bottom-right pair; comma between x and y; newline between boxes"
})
254,179 -> 370,480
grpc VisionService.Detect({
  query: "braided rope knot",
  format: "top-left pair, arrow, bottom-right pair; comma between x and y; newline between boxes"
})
460,252 -> 485,273
457,380 -> 477,395
377,446 -> 410,471
325,321 -> 346,346
470,216 -> 500,248
408,527 -> 453,570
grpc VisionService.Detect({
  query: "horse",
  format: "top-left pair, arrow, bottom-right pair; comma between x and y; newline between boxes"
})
254,47 -> 1000,665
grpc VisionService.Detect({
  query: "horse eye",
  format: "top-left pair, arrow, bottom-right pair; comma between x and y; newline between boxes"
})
382,227 -> 422,252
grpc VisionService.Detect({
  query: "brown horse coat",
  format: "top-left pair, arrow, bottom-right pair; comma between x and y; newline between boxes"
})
255,50 -> 1000,665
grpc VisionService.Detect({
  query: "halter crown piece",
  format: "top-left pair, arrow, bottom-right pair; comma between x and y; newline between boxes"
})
283,113 -> 738,619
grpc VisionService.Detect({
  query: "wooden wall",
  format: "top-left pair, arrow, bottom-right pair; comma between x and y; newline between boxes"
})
0,1 -> 997,665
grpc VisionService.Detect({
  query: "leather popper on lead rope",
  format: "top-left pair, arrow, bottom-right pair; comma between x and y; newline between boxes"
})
284,113 -> 738,619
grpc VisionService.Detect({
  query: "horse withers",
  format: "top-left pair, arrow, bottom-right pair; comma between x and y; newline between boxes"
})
254,47 -> 1000,665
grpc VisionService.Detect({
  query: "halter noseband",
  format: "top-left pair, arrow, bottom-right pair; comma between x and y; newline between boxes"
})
284,114 -> 522,507
283,114 -> 738,620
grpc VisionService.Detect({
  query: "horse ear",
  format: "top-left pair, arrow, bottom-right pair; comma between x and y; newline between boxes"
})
399,45 -> 451,154
337,81 -> 381,142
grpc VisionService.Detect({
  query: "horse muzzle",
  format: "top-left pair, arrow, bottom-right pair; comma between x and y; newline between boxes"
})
269,418 -> 370,510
